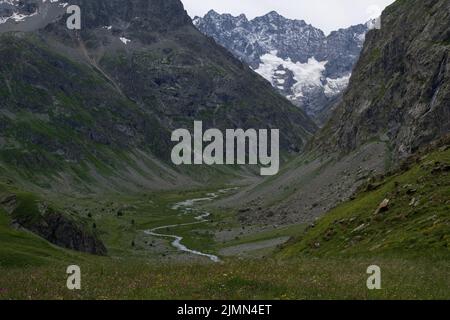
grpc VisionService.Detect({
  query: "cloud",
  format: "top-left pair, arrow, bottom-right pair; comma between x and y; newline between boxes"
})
181,0 -> 395,34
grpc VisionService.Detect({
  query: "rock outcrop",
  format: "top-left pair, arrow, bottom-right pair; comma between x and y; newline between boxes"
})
18,211 -> 107,255
0,192 -> 106,255
311,0 -> 450,160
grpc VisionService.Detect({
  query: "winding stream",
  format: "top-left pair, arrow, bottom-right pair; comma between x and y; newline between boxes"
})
144,188 -> 237,262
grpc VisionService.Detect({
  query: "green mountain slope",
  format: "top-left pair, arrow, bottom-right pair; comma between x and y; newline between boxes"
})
280,137 -> 450,258
0,206 -> 90,268
0,182 -> 107,255
0,0 -> 319,251
0,184 -> 448,299
0,0 -> 448,301
0,0 -> 317,192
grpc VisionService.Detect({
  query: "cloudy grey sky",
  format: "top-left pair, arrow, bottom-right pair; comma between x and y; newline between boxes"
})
181,0 -> 395,34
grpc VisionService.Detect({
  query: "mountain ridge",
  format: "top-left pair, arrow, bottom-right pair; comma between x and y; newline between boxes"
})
0,0 -> 317,253
215,0 -> 449,230
0,0 -> 317,193
310,0 -> 450,159
193,10 -> 370,123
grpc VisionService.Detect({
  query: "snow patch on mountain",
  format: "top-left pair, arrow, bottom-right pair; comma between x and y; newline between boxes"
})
0,10 -> 37,24
194,11 -> 371,124
0,0 -> 68,26
324,74 -> 351,98
255,51 -> 328,99
120,37 -> 131,45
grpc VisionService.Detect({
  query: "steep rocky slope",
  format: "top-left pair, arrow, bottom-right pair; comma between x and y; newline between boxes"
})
194,10 -> 370,123
0,185 -> 107,255
280,136 -> 450,257
311,0 -> 450,159
217,0 -> 450,227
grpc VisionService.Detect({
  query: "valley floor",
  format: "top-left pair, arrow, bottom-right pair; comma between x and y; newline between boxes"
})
0,186 -> 449,300
1,145 -> 450,300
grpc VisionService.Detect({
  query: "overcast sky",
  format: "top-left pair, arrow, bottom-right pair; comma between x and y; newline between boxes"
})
181,0 -> 395,34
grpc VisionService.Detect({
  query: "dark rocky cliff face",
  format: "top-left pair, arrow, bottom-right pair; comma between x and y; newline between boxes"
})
69,0 -> 191,32
18,211 -> 107,256
312,0 -> 450,160
0,193 -> 106,255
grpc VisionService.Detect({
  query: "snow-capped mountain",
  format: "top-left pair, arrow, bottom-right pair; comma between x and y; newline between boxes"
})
194,10 -> 371,123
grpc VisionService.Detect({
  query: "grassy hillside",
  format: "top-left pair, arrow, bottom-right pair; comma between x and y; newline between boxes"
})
280,142 -> 450,258
0,207 -> 87,268
0,152 -> 449,300
0,0 -> 448,300
0,199 -> 448,300
0,182 -> 108,255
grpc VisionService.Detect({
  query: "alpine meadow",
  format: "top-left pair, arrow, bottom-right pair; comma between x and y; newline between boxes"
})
0,0 -> 448,302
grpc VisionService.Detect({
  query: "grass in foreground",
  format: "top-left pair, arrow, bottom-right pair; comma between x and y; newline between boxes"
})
0,255 -> 448,300
1,192 -> 448,300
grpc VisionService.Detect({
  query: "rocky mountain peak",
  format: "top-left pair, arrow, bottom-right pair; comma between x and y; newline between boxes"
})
257,10 -> 308,27
68,0 -> 191,31
261,10 -> 283,20
0,0 -> 192,33
204,9 -> 220,18
194,10 -> 368,124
